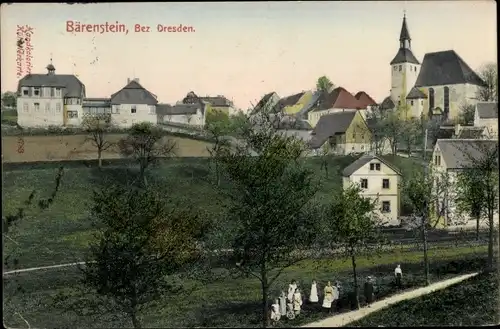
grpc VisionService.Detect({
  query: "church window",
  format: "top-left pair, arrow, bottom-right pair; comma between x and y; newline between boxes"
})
421,100 -> 424,106
444,86 -> 450,114
399,65 -> 402,71
429,88 -> 435,109
410,100 -> 414,106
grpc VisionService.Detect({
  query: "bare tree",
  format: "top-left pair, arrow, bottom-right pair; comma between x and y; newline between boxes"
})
476,62 -> 498,102
82,114 -> 114,168
384,112 -> 403,155
366,105 -> 389,155
400,117 -> 423,157
118,122 -> 177,186
458,102 -> 476,125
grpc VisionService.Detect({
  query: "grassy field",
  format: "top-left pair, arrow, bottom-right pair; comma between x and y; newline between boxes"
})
1,108 -> 17,125
350,270 -> 498,326
3,246 -> 488,328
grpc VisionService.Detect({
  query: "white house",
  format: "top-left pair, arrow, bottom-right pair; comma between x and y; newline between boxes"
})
342,154 -> 402,226
380,15 -> 486,122
157,103 -> 206,127
431,139 -> 498,229
17,63 -> 86,127
474,102 -> 498,138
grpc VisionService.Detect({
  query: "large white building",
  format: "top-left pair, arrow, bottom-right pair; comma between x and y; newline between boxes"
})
16,63 -> 206,129
380,15 -> 487,122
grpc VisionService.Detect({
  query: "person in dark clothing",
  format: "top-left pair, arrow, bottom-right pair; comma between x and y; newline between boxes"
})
364,276 -> 374,307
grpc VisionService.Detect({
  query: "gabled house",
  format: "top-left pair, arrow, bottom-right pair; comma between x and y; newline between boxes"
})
109,78 -> 158,128
252,92 -> 280,114
354,91 -> 378,118
474,102 -> 498,138
431,139 -> 498,229
308,110 -> 371,155
275,91 -> 314,115
157,102 -> 206,127
342,154 -> 402,226
307,87 -> 362,127
182,91 -> 236,116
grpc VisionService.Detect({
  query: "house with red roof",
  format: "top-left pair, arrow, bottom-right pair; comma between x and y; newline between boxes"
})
306,86 -> 364,127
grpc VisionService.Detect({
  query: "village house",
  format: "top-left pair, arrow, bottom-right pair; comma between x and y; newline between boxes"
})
431,139 -> 498,229
307,87 -> 364,127
156,102 -> 206,127
380,15 -> 486,122
342,154 -> 402,226
308,110 -> 371,155
182,91 -> 237,116
474,102 -> 498,138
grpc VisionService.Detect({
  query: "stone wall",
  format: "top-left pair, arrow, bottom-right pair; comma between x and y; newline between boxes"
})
2,133 -> 213,163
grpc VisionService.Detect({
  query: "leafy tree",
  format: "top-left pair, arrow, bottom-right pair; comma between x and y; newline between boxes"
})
321,184 -> 384,309
316,75 -> 334,93
79,184 -> 204,328
400,117 -> 423,157
455,142 -> 498,269
384,112 -> 403,156
82,114 -> 114,168
366,105 -> 390,155
212,117 -> 321,328
476,62 -> 498,102
458,102 -> 476,125
1,91 -> 17,108
401,165 -> 453,285
118,122 -> 177,186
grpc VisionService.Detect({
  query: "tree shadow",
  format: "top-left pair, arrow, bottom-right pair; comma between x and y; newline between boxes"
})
88,166 -> 141,189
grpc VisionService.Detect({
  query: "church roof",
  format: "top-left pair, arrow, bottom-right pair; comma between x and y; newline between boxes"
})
414,50 -> 486,87
390,48 -> 420,65
406,87 -> 427,99
399,16 -> 411,42
354,91 -> 377,108
380,96 -> 395,110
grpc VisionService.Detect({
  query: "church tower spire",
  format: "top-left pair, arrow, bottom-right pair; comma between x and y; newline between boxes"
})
399,13 -> 412,49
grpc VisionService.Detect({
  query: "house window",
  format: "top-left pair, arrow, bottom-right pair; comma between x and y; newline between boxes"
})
434,155 -> 441,166
44,87 -> 51,97
421,100 -> 423,106
398,100 -> 401,106
33,88 -> 40,96
361,179 -> 368,189
67,111 -> 78,118
370,163 -> 381,171
382,201 -> 391,213
393,66 -> 397,71
131,105 -> 137,114
23,89 -> 29,96
361,145 -> 364,150
429,88 -> 435,110
399,65 -> 402,71
45,103 -> 50,113
23,103 -> 29,112
55,88 -> 62,97
149,105 -> 156,114
443,86 -> 450,117
56,103 -> 61,113
410,100 -> 414,106
382,179 -> 390,189
34,103 -> 40,111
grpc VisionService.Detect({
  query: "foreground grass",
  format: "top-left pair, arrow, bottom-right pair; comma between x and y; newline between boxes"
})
350,271 -> 498,326
3,247 -> 488,328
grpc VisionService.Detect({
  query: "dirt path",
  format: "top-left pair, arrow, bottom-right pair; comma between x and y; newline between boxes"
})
301,272 -> 479,327
3,262 -> 89,277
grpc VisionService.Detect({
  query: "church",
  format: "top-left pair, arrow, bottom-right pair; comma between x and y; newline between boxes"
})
380,15 -> 486,121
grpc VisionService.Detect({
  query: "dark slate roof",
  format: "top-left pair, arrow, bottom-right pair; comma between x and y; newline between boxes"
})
277,92 -> 306,108
253,92 -> 277,112
476,102 -> 498,119
399,16 -> 411,42
157,103 -> 202,115
17,73 -> 85,98
436,139 -> 498,169
308,111 -> 356,149
354,91 -> 377,108
110,80 -> 158,105
456,126 -> 486,139
380,96 -> 395,110
414,50 -> 486,87
200,95 -> 233,107
390,48 -> 420,65
342,154 -> 402,177
275,116 -> 312,130
406,87 -> 427,99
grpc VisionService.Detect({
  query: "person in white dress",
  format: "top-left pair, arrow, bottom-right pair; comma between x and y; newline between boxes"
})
270,299 -> 281,324
322,281 -> 334,313
293,288 -> 303,315
287,280 -> 297,302
332,282 -> 340,311
309,280 -> 319,303
278,291 -> 287,316
394,264 -> 403,288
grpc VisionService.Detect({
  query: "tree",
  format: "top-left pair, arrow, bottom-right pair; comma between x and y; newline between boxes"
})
319,142 -> 332,178
366,106 -> 389,155
455,142 -> 498,269
384,112 -> 403,155
476,62 -> 498,102
400,117 -> 423,157
80,184 -> 204,328
321,184 -> 385,310
316,75 -> 334,93
1,91 -> 17,108
82,114 -> 114,168
458,102 -> 476,125
401,165 -> 453,285
212,117 -> 321,328
118,122 -> 177,186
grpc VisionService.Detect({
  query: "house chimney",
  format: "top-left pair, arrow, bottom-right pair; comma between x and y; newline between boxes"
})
127,78 -> 131,84
455,123 -> 461,137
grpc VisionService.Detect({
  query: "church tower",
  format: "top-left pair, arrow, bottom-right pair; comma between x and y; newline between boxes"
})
390,14 -> 420,109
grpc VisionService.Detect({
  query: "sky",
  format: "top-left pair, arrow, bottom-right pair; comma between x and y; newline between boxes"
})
1,1 -> 497,109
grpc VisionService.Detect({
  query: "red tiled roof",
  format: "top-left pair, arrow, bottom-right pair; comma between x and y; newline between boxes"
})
354,91 -> 377,108
327,87 -> 363,109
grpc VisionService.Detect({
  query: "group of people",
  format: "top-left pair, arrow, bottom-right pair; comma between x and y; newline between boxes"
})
269,265 -> 404,324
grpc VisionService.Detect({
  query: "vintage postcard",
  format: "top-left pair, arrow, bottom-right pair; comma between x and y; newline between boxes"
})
2,1 -> 498,328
